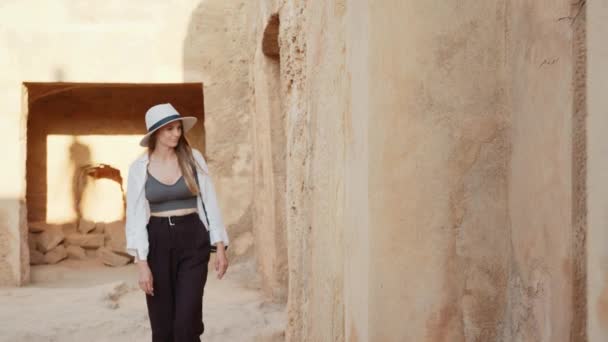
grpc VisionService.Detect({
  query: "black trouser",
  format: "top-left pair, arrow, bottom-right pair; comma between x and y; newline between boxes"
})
145,212 -> 211,342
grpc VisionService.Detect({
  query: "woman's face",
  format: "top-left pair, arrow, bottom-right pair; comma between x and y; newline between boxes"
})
155,121 -> 183,148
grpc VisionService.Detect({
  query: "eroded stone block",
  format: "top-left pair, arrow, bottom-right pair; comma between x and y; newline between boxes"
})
37,228 -> 65,252
77,218 -> 96,234
66,233 -> 105,248
93,222 -> 106,234
29,250 -> 45,265
66,245 -> 87,260
104,220 -> 126,253
28,233 -> 38,251
43,245 -> 68,264
97,247 -> 131,267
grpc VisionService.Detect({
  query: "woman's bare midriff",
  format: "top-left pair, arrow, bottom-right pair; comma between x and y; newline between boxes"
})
150,207 -> 198,217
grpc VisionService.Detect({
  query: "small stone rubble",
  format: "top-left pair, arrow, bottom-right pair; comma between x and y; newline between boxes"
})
27,219 -> 133,267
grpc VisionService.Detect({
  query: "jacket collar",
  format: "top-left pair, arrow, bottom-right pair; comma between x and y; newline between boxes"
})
134,151 -> 149,165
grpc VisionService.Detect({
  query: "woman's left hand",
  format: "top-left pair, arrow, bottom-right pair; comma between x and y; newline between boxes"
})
214,244 -> 229,279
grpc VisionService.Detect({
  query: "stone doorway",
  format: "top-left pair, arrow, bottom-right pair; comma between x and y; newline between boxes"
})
23,82 -> 205,282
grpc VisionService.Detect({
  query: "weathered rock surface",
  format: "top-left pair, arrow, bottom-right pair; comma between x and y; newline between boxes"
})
43,245 -> 68,264
97,247 -> 131,267
66,245 -> 87,260
65,233 -> 105,249
104,221 -> 126,253
28,221 -> 47,233
77,219 -> 96,234
92,222 -> 105,234
29,250 -> 45,265
28,233 -> 38,251
61,222 -> 77,235
37,228 -> 65,253
85,249 -> 98,259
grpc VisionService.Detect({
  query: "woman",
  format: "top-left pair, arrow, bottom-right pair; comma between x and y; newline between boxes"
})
125,103 -> 230,341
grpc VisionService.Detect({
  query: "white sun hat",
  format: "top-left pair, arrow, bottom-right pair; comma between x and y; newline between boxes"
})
139,103 -> 197,147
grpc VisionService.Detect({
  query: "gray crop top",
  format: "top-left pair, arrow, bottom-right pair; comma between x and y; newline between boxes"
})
145,169 -> 198,213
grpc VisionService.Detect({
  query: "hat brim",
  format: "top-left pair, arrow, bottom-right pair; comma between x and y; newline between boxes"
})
139,117 -> 197,147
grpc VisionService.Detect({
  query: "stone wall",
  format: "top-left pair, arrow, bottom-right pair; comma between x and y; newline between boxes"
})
587,1 -> 608,341
506,0 -> 584,340
269,0 -> 596,340
250,0 -> 289,301
273,0 -> 512,340
183,1 -> 256,262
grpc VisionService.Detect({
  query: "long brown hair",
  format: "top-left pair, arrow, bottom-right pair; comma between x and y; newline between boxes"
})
147,122 -> 206,196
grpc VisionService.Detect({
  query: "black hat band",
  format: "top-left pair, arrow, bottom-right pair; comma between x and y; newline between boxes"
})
148,114 -> 182,132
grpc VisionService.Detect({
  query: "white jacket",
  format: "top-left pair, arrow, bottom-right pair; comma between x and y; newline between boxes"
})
124,148 -> 230,262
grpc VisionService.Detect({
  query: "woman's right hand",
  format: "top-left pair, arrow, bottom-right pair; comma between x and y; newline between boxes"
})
137,261 -> 154,296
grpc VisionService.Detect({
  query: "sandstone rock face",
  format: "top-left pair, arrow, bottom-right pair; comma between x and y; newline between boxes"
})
97,247 -> 130,267
506,2 -> 586,340
66,245 -> 87,260
61,222 -> 77,235
103,221 -> 126,253
28,233 -> 38,251
65,234 -> 105,249
254,1 -> 587,341
233,231 -> 254,256
587,4 -> 608,340
85,249 -> 98,259
37,228 -> 65,253
251,4 -> 288,302
92,222 -> 105,234
28,221 -> 47,233
184,0 -> 256,279
77,219 -> 96,234
29,250 -> 45,265
43,245 -> 68,264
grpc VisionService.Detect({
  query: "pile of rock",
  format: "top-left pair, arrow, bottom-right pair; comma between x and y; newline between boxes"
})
28,219 -> 134,267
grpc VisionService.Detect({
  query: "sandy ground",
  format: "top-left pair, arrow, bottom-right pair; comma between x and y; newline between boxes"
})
0,257 -> 286,342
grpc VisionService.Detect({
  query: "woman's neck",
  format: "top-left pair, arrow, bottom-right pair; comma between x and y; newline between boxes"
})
150,146 -> 177,162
